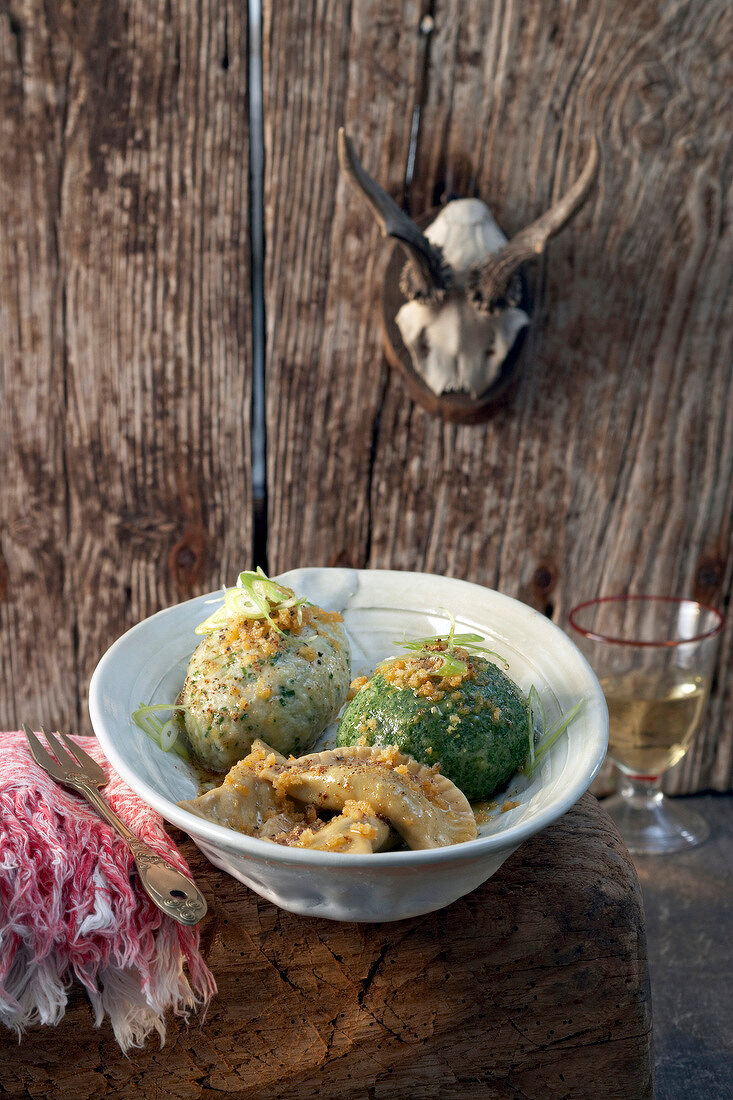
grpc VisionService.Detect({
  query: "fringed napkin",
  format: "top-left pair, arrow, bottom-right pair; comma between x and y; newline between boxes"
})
0,730 -> 216,1050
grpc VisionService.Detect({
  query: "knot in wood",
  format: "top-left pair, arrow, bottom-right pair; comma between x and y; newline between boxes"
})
694,556 -> 724,597
168,526 -> 206,592
533,565 -> 555,592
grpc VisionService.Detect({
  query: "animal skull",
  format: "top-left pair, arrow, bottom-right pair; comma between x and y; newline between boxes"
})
396,199 -> 530,395
338,130 -> 599,399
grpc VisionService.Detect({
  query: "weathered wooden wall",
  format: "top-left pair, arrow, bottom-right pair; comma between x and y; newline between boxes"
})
0,0 -> 253,729
1,0 -> 731,792
262,0 -> 732,794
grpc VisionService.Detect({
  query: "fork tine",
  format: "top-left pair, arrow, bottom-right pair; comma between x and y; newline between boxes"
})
40,726 -> 80,773
22,723 -> 66,782
57,730 -> 107,784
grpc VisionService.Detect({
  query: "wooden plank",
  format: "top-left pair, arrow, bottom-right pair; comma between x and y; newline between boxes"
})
0,794 -> 653,1098
379,0 -> 733,796
0,2 -> 76,730
263,0 -> 732,792
0,0 -> 253,729
262,0 -> 424,573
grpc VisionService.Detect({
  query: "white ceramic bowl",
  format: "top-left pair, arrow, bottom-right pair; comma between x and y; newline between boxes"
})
89,568 -> 608,922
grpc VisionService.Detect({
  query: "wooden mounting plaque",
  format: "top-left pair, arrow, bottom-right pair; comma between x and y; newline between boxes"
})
1,794 -> 653,1100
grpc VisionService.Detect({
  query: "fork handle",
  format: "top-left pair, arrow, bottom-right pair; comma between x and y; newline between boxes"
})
78,783 -> 208,926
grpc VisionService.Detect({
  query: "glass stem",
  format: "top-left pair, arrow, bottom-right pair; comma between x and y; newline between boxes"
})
617,772 -> 663,807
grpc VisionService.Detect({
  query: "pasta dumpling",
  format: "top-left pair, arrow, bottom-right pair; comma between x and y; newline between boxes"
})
178,739 -> 478,852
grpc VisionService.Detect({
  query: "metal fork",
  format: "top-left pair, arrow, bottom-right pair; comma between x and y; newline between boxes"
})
22,724 -> 207,926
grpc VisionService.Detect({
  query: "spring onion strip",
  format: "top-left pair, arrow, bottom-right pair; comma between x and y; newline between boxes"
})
526,684 -> 545,769
394,610 -> 510,677
132,703 -> 192,759
195,567 -> 309,636
524,697 -> 585,774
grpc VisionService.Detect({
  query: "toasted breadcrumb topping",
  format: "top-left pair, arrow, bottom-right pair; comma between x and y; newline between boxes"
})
381,642 -> 475,702
265,799 -> 382,851
221,603 -> 342,657
250,741 -> 451,811
472,801 -> 499,824
347,675 -> 369,701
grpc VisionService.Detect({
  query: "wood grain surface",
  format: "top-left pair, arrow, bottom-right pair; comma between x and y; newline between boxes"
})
262,0 -> 732,794
263,0 -> 424,577
0,794 -> 653,1099
0,0 -> 731,794
0,0 -> 253,731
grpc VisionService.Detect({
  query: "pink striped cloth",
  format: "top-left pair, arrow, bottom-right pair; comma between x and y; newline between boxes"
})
0,730 -> 216,1050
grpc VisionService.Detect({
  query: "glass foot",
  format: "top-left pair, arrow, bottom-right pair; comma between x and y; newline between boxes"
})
604,776 -> 710,855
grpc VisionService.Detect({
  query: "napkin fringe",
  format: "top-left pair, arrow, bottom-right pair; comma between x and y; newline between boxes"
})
0,941 -> 215,1051
0,946 -> 70,1034
0,732 -> 216,1051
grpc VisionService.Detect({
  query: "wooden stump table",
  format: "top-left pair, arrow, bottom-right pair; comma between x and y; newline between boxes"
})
0,794 -> 652,1099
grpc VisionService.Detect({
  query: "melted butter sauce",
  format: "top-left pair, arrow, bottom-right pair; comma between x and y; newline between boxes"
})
472,800 -> 499,825
188,757 -> 225,793
472,796 -> 522,825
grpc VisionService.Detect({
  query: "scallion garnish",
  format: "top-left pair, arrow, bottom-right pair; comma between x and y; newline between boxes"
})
526,684 -> 545,770
195,567 -> 309,636
393,610 -> 585,771
132,703 -> 192,759
394,611 -> 510,677
523,696 -> 585,774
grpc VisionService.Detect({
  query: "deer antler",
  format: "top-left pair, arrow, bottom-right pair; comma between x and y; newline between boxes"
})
471,135 -> 600,311
338,128 -> 452,299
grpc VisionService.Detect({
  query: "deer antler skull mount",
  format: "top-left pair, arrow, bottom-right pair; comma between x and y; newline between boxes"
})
338,129 -> 599,417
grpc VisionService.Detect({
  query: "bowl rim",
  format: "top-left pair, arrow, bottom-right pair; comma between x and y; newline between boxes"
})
89,568 -> 609,868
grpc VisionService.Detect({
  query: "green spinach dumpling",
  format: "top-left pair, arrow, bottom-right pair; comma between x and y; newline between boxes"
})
337,642 -> 529,801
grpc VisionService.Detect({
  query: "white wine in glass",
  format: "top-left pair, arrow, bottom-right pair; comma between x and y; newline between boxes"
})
569,596 -> 723,855
601,670 -> 710,776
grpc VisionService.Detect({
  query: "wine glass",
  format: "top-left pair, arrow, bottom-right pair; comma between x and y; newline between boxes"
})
568,595 -> 723,855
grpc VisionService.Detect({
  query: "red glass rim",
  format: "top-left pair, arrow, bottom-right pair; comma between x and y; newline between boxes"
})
568,594 -> 724,648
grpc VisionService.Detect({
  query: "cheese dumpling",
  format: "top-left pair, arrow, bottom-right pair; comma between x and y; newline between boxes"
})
177,574 -> 350,771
